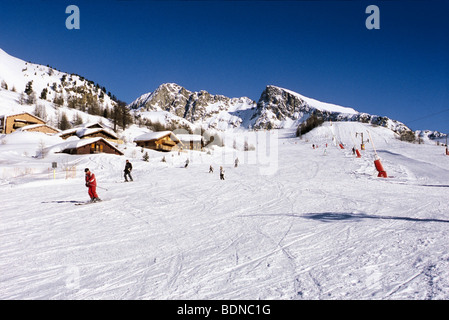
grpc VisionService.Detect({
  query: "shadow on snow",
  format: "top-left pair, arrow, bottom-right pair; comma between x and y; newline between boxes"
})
240,212 -> 449,224
301,212 -> 449,224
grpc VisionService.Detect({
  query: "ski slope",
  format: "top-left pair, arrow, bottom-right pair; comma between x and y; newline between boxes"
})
1,122 -> 449,299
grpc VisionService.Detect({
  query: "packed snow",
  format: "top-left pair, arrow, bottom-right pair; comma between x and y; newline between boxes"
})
1,121 -> 448,300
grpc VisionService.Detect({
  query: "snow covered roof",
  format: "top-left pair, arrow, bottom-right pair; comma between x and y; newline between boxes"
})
82,122 -> 106,129
58,123 -> 118,139
134,131 -> 181,143
17,123 -> 60,132
76,127 -> 118,139
0,111 -> 46,123
46,137 -> 122,154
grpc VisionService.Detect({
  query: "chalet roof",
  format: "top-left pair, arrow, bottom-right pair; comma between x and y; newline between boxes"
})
46,137 -> 123,155
134,131 -> 181,143
18,124 -> 61,132
57,123 -> 118,139
0,112 -> 46,123
82,122 -> 106,129
76,127 -> 118,138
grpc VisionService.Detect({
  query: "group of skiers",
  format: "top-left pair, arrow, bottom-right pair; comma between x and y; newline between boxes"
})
83,159 -> 133,202
84,157 -> 237,201
209,165 -> 226,180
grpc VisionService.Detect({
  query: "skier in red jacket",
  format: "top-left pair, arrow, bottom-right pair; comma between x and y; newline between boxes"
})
85,168 -> 100,202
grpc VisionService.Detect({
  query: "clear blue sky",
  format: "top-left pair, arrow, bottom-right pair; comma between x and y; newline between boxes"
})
1,0 -> 448,133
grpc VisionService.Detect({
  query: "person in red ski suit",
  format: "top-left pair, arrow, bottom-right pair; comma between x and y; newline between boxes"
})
84,168 -> 100,202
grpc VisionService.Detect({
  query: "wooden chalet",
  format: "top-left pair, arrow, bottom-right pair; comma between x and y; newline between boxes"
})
58,123 -> 119,142
0,112 -> 46,134
177,134 -> 205,151
134,131 -> 183,152
49,137 -> 123,156
19,124 -> 60,135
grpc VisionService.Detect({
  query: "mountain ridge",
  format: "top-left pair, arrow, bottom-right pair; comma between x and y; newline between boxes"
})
0,48 -> 444,139
0,48 -> 117,117
128,82 -> 416,136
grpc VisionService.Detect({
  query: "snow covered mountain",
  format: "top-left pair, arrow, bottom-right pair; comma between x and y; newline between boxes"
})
254,85 -> 412,134
129,83 -> 415,135
0,48 -> 117,128
128,83 -> 257,131
0,48 -> 443,140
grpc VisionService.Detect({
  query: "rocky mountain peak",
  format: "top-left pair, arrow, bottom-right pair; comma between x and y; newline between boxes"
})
128,83 -> 257,129
128,83 -> 416,134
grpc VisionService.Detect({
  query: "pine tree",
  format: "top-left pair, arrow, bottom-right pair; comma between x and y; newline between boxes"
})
112,100 -> 132,131
53,94 -> 64,107
59,112 -> 71,130
119,100 -> 132,130
18,92 -> 26,105
72,113 -> 83,126
102,107 -> 110,119
26,92 -> 37,105
24,81 -> 34,96
40,88 -> 48,100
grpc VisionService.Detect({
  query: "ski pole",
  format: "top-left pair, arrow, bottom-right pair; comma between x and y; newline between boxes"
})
97,186 -> 108,191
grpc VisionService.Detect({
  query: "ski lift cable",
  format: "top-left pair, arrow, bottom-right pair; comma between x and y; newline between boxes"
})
350,132 -> 357,147
366,130 -> 378,158
405,108 -> 449,124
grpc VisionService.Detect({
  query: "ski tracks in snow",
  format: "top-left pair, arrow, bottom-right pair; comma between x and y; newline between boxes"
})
3,127 -> 449,299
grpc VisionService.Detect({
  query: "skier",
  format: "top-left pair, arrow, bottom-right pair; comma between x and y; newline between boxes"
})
85,168 -> 100,202
209,165 -> 214,173
124,159 -> 133,182
185,159 -> 189,168
220,166 -> 225,180
234,157 -> 239,168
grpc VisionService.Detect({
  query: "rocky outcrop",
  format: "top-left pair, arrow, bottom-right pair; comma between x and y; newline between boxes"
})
129,83 -> 414,135
128,83 -> 257,130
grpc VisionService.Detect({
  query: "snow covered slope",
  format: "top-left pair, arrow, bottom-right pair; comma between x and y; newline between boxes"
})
1,48 -> 448,300
1,121 -> 448,299
0,48 -> 117,129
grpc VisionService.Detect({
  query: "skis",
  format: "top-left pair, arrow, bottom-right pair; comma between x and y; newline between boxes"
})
75,199 -> 104,205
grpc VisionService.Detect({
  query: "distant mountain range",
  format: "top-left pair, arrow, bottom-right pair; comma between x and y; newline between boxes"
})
0,47 -> 444,140
128,82 -> 413,135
